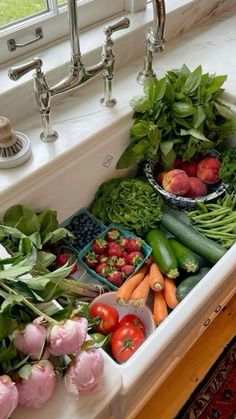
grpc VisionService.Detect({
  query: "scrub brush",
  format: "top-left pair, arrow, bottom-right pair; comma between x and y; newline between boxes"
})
0,116 -> 31,168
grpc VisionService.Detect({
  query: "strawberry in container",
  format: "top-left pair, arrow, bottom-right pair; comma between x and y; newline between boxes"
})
78,225 -> 152,291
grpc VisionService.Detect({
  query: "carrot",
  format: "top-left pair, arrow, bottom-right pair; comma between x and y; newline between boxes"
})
149,262 -> 164,291
163,276 -> 179,309
153,291 -> 168,325
130,273 -> 151,307
116,263 -> 149,305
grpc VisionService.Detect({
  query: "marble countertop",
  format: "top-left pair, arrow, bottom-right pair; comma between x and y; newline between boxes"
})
0,0 -> 236,208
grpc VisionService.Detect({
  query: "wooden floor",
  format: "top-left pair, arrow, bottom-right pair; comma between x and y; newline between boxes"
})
135,294 -> 236,419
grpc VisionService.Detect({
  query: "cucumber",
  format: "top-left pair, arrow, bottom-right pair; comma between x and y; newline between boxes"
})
161,212 -> 226,264
146,229 -> 179,278
169,238 -> 199,273
176,267 -> 211,301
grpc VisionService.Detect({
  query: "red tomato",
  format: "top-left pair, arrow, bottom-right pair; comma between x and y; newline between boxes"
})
90,303 -> 119,335
111,325 -> 145,363
118,314 -> 146,336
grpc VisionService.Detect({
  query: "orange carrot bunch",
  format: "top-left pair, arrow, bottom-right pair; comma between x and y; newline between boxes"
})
115,261 -> 179,325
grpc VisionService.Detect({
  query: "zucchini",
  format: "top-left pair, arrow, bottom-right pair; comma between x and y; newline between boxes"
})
176,267 -> 211,301
169,238 -> 199,273
146,229 -> 179,278
161,212 -> 226,264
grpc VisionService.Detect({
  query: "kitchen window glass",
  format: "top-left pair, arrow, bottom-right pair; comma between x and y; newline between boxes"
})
0,0 -> 145,65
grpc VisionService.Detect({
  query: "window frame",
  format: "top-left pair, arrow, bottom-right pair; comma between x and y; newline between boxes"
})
0,0 -> 146,65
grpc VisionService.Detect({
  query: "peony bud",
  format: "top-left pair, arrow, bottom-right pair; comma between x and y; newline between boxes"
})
0,375 -> 18,419
48,317 -> 88,356
64,349 -> 104,395
16,361 -> 56,408
12,320 -> 47,359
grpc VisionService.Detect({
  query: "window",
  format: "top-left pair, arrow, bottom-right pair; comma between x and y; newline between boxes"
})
0,0 -> 146,65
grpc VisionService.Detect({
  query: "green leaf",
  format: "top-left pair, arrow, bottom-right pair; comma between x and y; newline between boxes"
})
184,65 -> 202,94
116,141 -> 145,169
180,64 -> 191,77
153,78 -> 167,102
38,210 -> 59,238
132,139 -> 150,154
0,265 -> 32,280
214,102 -> 233,120
0,225 -> 25,240
130,96 -> 149,113
130,121 -> 150,138
43,228 -> 74,245
161,148 -> 176,169
193,107 -> 206,128
18,363 -> 32,380
3,205 -> 40,235
172,102 -> 196,117
0,315 -> 17,339
208,75 -> 227,94
0,341 -> 17,363
160,140 -> 174,156
148,127 -> 160,146
28,232 -> 42,249
19,237 -> 32,255
187,129 -> 210,141
0,294 -> 25,313
37,251 -> 56,268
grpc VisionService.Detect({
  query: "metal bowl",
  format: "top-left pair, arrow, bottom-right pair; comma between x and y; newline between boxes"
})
143,150 -> 227,210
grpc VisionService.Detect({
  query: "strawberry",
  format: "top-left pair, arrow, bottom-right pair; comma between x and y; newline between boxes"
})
106,228 -> 120,242
56,253 -> 78,275
125,251 -> 144,266
95,262 -> 109,277
121,264 -> 135,277
83,251 -> 98,269
107,256 -> 118,267
123,238 -> 142,252
92,238 -> 108,255
107,270 -> 123,286
107,242 -> 123,258
115,257 -> 126,270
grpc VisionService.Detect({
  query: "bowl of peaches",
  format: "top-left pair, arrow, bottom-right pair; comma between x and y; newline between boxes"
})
143,150 -> 226,210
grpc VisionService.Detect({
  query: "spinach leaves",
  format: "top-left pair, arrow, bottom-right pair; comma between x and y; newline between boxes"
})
117,65 -> 235,169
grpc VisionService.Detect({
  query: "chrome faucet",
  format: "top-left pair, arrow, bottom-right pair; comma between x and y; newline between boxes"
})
8,1 -> 130,142
137,0 -> 166,85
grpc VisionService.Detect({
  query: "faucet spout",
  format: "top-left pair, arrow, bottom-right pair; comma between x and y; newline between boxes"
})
137,0 -> 166,84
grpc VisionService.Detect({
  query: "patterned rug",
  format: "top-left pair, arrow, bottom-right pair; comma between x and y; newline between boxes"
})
175,337 -> 236,419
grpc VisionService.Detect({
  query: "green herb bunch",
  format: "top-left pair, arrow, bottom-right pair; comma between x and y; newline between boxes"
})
117,64 -> 235,169
219,146 -> 236,191
90,178 -> 163,236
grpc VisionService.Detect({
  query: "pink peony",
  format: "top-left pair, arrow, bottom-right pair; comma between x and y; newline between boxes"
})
64,349 -> 104,395
12,319 -> 47,359
0,375 -> 18,419
48,317 -> 88,356
16,361 -> 56,408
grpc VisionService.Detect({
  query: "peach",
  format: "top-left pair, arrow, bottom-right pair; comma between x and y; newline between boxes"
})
197,157 -> 221,184
185,177 -> 208,198
178,160 -> 199,177
162,169 -> 190,196
155,171 -> 168,185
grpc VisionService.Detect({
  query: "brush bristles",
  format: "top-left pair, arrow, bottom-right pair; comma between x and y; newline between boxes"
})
0,137 -> 23,158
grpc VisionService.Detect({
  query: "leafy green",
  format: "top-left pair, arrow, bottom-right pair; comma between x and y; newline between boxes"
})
219,146 -> 236,191
90,178 -> 163,236
116,65 -> 236,168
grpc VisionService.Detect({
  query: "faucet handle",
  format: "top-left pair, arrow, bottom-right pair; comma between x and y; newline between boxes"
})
8,57 -> 43,81
104,17 -> 130,37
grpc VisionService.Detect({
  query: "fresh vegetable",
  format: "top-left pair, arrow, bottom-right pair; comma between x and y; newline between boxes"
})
219,146 -> 236,191
153,291 -> 168,325
90,303 -> 119,335
146,229 -> 179,278
161,212 -> 226,264
56,253 -> 78,275
89,333 -> 106,344
116,263 -> 150,305
169,238 -> 199,273
118,314 -> 146,336
90,178 -> 163,236
176,267 -> 211,301
130,273 -> 150,307
163,277 -> 179,309
187,193 -> 236,249
116,64 -> 235,169
111,325 -> 145,363
149,262 -> 164,291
